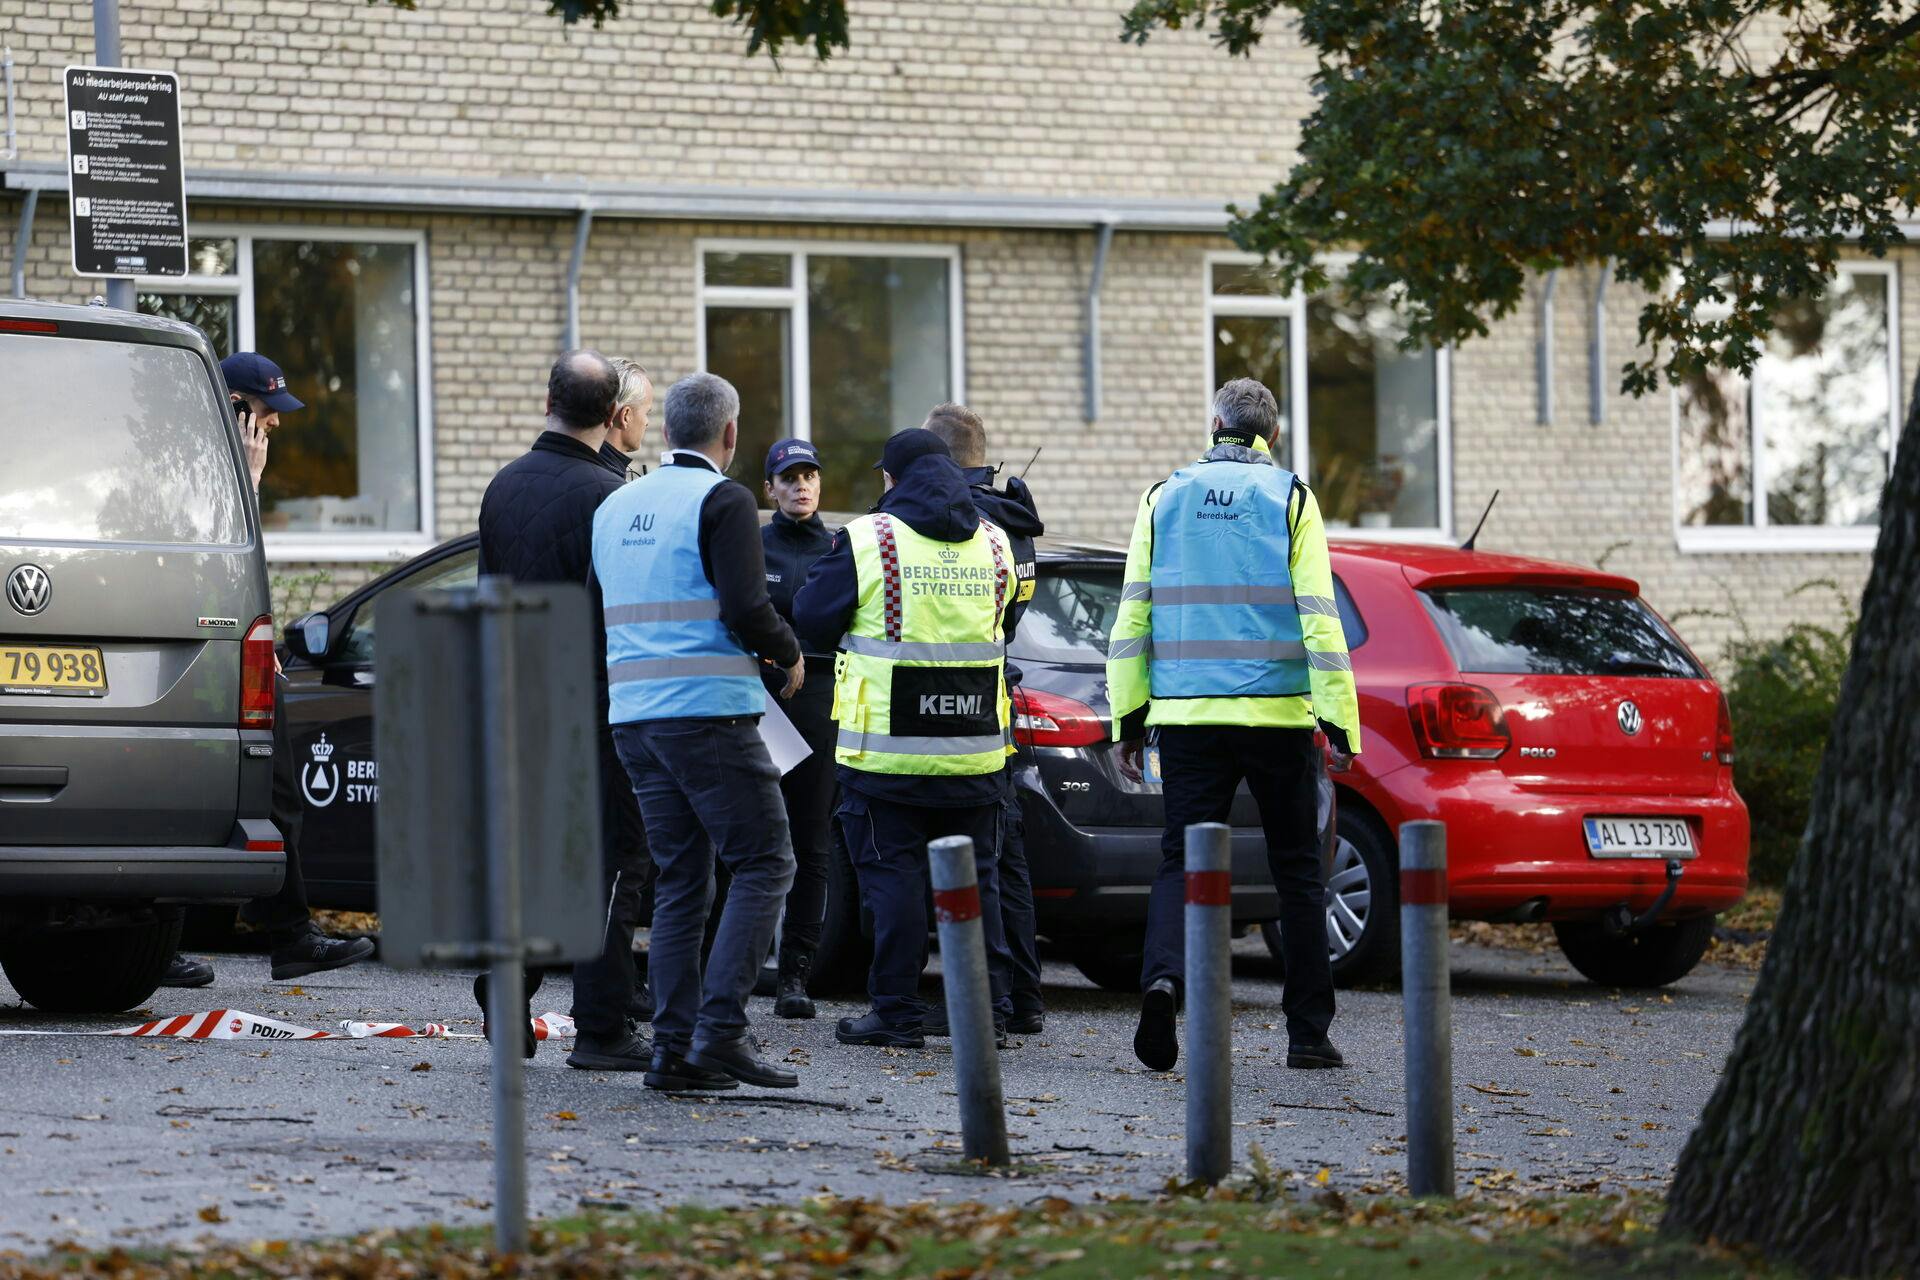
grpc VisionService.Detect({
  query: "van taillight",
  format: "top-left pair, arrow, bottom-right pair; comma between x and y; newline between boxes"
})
1715,689 -> 1735,766
1011,686 -> 1106,748
241,615 -> 275,729
0,319 -> 59,334
1407,682 -> 1509,760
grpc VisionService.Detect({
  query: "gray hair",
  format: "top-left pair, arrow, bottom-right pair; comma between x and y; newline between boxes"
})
610,356 -> 651,411
1212,377 -> 1281,440
663,372 -> 740,448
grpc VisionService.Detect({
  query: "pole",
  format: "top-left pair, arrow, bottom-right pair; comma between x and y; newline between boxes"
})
90,0 -> 133,312
11,188 -> 37,299
1184,821 -> 1232,1184
1399,820 -> 1454,1198
475,576 -> 528,1252
927,835 -> 1009,1166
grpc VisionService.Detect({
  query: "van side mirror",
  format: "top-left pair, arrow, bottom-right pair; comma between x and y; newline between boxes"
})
285,612 -> 332,662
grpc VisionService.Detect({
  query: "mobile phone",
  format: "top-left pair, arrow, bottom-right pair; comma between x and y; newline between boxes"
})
232,397 -> 253,428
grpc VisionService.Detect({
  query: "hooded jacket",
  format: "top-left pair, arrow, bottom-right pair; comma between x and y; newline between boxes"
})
961,467 -> 1044,680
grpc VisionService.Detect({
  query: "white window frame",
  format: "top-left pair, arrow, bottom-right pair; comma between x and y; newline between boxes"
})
1670,260 -> 1900,554
137,224 -> 437,564
694,238 -> 967,450
1204,250 -> 1454,542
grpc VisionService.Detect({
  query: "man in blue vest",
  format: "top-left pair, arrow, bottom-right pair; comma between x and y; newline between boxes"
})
592,372 -> 805,1093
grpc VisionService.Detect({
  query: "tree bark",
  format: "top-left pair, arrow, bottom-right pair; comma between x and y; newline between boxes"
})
1664,368 -> 1920,1274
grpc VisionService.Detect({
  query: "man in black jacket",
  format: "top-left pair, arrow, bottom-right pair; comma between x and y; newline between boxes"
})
475,349 -> 650,1073
600,357 -> 652,480
924,404 -> 1047,1036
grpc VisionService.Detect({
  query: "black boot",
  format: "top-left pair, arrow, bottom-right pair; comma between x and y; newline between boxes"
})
774,950 -> 815,1020
269,923 -> 375,981
160,953 -> 214,988
475,969 -> 545,1060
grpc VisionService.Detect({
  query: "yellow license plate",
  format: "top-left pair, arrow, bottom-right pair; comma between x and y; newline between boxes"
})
0,644 -> 108,697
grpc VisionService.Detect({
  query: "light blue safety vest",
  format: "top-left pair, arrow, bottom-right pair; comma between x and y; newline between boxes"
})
591,464 -> 764,724
1145,446 -> 1309,699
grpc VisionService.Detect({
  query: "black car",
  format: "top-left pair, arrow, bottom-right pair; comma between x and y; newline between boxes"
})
281,533 -> 1308,991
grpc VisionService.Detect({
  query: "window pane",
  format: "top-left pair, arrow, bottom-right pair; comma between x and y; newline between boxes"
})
1676,366 -> 1752,526
252,241 -> 422,535
705,307 -> 793,502
1212,313 -> 1291,436
188,238 -> 237,276
1306,289 -> 1441,529
705,252 -> 790,289
808,255 -> 953,514
338,547 -> 478,666
1758,272 -> 1890,527
1421,588 -> 1702,678
1006,567 -> 1122,666
1211,261 -> 1287,297
0,335 -> 247,545
139,292 -> 237,357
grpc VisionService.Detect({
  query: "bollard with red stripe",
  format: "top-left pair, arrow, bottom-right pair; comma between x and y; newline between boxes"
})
1184,821 -> 1233,1184
928,835 -> 1010,1166
1398,819 -> 1455,1197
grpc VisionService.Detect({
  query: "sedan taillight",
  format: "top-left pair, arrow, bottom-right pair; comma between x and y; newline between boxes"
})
241,615 -> 275,729
1407,682 -> 1509,760
1715,689 -> 1735,766
1011,686 -> 1106,748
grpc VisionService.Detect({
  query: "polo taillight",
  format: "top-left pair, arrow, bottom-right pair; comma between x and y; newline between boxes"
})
1715,689 -> 1735,766
1407,682 -> 1509,760
241,615 -> 275,729
1011,686 -> 1106,748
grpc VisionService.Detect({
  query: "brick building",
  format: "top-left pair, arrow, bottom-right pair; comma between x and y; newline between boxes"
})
1,0 -> 1906,662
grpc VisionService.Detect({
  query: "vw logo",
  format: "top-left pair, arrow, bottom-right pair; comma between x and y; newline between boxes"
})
1617,700 -> 1643,737
5,564 -> 50,617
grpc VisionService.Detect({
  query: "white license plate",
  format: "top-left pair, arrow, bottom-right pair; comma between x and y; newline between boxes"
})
1584,816 -> 1696,859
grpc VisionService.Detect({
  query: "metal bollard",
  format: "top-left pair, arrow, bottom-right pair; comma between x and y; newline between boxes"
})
1399,820 -> 1455,1198
928,836 -> 1010,1166
1184,822 -> 1233,1184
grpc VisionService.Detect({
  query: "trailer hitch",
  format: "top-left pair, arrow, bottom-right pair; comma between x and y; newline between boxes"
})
1601,858 -> 1685,937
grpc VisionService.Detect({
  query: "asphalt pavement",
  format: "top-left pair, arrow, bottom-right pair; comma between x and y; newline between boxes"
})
0,938 -> 1753,1251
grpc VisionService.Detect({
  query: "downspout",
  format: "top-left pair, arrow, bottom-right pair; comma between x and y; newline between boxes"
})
1536,268 -> 1557,426
563,207 -> 594,351
1589,257 -> 1612,426
1083,220 -> 1115,423
11,187 -> 37,299
4,45 -> 17,161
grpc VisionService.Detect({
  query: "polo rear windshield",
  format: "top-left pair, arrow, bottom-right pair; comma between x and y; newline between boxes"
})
1420,586 -> 1703,679
0,334 -> 248,546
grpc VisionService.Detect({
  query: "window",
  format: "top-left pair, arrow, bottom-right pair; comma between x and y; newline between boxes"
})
1206,255 -> 1451,537
1673,264 -> 1899,552
137,229 -> 434,560
1007,565 -> 1122,666
698,242 -> 963,514
1420,587 -> 1702,679
336,546 -> 478,667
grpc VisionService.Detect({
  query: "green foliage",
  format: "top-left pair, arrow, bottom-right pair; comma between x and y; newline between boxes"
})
1122,1 -> 1920,393
270,569 -> 338,621
1718,582 -> 1857,885
373,0 -> 849,57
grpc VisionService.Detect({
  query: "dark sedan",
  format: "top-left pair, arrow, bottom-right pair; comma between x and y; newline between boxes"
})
280,534 -> 1312,991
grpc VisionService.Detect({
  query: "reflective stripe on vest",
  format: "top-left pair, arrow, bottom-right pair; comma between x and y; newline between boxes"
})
592,464 -> 766,724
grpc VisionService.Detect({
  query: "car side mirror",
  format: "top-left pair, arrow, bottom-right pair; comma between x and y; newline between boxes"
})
285,611 -> 332,662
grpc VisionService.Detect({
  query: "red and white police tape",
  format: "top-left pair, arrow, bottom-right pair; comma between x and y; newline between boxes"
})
0,1008 -> 577,1042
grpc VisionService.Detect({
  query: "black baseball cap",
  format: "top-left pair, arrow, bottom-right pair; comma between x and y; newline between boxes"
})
220,352 -> 304,413
873,428 -> 950,475
765,437 -> 823,479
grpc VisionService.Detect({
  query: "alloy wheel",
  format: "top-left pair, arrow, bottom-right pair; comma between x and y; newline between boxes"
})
1323,836 -> 1371,960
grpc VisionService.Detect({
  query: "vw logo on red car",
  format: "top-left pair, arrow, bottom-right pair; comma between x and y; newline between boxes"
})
1617,700 -> 1643,736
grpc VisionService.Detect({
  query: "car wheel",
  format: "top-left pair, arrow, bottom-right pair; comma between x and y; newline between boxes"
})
0,909 -> 184,1014
1552,915 -> 1716,988
1260,808 -> 1401,988
1067,940 -> 1147,993
808,819 -> 871,994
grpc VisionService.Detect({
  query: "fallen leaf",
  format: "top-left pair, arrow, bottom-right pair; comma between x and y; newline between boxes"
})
1514,1047 -> 1538,1058
551,1111 -> 578,1121
409,1062 -> 432,1073
198,1205 -> 225,1224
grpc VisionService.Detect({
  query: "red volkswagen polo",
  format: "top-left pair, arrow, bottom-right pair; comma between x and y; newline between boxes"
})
1298,541 -> 1750,989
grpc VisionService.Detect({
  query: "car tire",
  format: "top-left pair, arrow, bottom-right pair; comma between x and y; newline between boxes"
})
0,909 -> 185,1014
1552,915 -> 1716,989
808,820 -> 871,994
1067,940 -> 1147,993
1260,807 -> 1401,988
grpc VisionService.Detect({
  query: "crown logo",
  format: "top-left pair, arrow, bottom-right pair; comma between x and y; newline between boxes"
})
311,734 -> 335,760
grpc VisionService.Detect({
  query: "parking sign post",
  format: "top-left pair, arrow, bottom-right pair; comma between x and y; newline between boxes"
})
1184,821 -> 1233,1185
1399,820 -> 1455,1198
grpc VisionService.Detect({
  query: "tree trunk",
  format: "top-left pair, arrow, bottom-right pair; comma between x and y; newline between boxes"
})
1664,369 -> 1920,1274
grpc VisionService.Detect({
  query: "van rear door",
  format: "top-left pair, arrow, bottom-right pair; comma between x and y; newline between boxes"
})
0,322 -> 264,846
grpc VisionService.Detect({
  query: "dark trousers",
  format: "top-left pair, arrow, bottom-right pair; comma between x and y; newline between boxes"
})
568,731 -> 651,1037
998,790 -> 1044,1017
614,717 -> 795,1056
773,679 -> 837,966
838,791 -> 1014,1030
239,677 -> 310,941
1143,724 -> 1334,1042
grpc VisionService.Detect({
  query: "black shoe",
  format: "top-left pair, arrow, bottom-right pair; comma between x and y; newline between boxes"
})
774,974 -> 815,1020
1134,977 -> 1180,1072
644,1048 -> 738,1092
1287,1037 -> 1346,1069
269,925 -> 375,981
567,1028 -> 653,1072
752,961 -> 780,999
919,1004 -> 1010,1048
629,989 -> 655,1025
1007,1009 -> 1045,1036
835,1010 -> 925,1048
689,1036 -> 798,1089
160,953 -> 214,989
475,970 -> 545,1060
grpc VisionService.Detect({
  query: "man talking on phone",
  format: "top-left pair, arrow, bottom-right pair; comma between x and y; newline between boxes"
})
159,353 -> 377,988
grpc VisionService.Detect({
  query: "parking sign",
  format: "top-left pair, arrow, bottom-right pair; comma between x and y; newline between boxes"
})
63,66 -> 188,278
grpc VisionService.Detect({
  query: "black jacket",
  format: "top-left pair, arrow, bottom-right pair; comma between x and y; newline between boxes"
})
760,508 -> 837,724
666,453 -> 802,671
962,467 -> 1044,682
794,454 -> 1020,809
597,441 -> 637,480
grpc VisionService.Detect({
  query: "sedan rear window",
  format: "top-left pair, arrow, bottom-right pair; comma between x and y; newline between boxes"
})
1421,586 -> 1702,678
0,334 -> 248,546
1008,566 -> 1121,666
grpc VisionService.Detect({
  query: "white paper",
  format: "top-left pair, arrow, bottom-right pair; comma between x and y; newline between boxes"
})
757,695 -> 812,776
